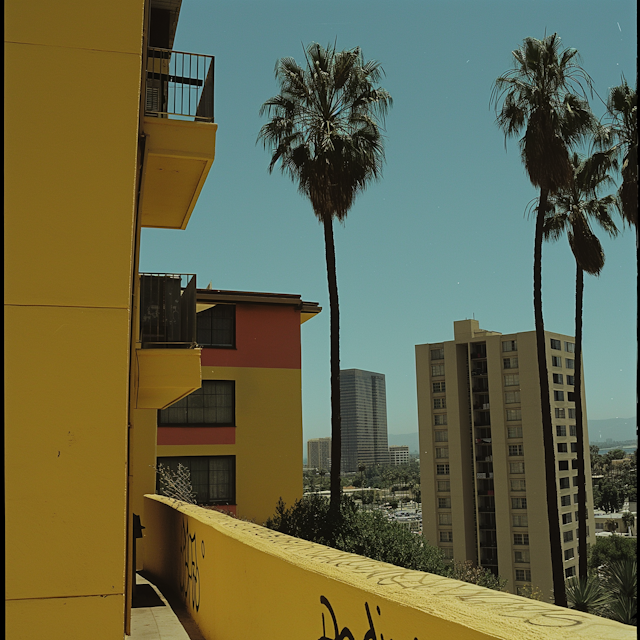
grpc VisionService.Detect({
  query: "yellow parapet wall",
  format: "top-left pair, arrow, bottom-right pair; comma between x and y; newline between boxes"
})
143,495 -> 634,640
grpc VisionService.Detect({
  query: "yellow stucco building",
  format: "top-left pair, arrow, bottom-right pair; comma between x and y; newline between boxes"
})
416,319 -> 595,601
5,0 -> 216,636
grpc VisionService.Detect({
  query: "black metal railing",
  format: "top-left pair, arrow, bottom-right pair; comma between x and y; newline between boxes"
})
146,47 -> 214,122
139,273 -> 197,348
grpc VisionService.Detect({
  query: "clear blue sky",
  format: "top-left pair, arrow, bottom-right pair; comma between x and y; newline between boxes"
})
140,0 -> 637,442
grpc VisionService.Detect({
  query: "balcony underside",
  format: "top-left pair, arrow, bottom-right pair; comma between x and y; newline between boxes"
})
140,117 -> 217,230
136,348 -> 202,409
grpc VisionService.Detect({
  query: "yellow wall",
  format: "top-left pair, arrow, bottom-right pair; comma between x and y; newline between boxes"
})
4,0 -> 144,636
157,365 -> 303,524
143,495 -> 635,640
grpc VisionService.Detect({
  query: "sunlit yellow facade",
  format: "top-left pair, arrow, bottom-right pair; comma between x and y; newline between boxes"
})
5,1 -> 216,637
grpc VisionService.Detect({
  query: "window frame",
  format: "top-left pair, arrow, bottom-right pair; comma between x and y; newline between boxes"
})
196,304 -> 236,348
158,380 -> 236,427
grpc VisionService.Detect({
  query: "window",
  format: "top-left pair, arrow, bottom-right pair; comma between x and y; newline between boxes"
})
556,425 -> 567,437
555,408 -> 566,419
514,550 -> 530,563
569,425 -> 577,437
564,548 -> 575,560
159,380 -> 235,425
572,459 -> 578,469
507,426 -> 523,439
566,359 -> 575,369
435,447 -> 449,459
157,456 -> 235,505
561,495 -> 571,506
563,530 -> 574,542
553,373 -> 564,384
434,414 -> 447,426
431,347 -> 445,360
508,444 -> 524,456
431,364 -> 445,377
435,430 -> 448,442
552,356 -> 562,367
196,304 -> 235,347
505,391 -> 521,404
573,494 -> 579,504
510,462 -> 525,474
565,566 -> 576,578
433,397 -> 446,409
437,481 -> 450,492
557,443 -> 568,454
571,442 -> 578,453
562,513 -> 573,524
512,514 -> 528,527
436,464 -> 450,475
511,479 -> 526,491
573,476 -> 579,487
438,513 -> 452,525
502,340 -> 517,352
503,357 -> 519,369
567,392 -> 575,401
558,461 -> 569,471
441,547 -> 454,559
554,390 -> 564,401
506,409 -> 522,422
515,569 -> 531,582
559,477 -> 570,489
575,511 -> 580,521
433,381 -> 446,393
568,408 -> 576,419
438,497 -> 451,509
567,375 -> 575,386
513,532 -> 529,545
512,497 -> 527,509
565,342 -> 575,353
550,338 -> 562,350
504,374 -> 520,387
439,531 -> 453,542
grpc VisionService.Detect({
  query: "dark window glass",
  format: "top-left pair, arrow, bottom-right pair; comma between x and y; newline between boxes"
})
157,456 -> 235,505
159,380 -> 235,425
197,304 -> 235,347
559,460 -> 569,470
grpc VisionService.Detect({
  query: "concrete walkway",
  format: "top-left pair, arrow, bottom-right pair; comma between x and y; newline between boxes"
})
130,574 -> 191,640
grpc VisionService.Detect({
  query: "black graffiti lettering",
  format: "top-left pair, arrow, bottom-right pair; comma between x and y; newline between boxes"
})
363,602 -> 378,640
180,520 -> 201,612
318,596 -> 356,640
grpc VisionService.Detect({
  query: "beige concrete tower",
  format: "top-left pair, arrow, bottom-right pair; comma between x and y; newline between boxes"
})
416,319 -> 595,601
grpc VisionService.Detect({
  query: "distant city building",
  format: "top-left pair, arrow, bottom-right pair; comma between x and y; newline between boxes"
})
416,319 -> 595,601
307,437 -> 331,470
389,445 -> 410,465
340,369 -> 390,472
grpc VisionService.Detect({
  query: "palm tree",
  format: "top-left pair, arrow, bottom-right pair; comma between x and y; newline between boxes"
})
602,558 -> 637,625
565,574 -> 610,615
543,152 -> 618,579
258,43 -> 392,516
492,33 -> 595,607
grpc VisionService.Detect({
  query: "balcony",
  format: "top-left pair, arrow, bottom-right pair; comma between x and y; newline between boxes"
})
140,47 -> 217,230
135,274 -> 202,409
140,495 -> 634,639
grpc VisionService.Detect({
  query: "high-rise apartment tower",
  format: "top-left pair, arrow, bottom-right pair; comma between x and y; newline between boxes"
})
416,320 -> 594,601
307,437 -> 332,470
340,369 -> 390,472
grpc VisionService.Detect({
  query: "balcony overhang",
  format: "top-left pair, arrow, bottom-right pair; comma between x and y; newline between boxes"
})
140,117 -> 217,230
136,347 -> 202,409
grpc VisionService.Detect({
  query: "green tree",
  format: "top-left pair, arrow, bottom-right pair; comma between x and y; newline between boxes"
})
588,534 -> 637,571
259,43 -> 392,516
492,33 -> 595,607
543,151 -> 618,579
598,481 -> 624,513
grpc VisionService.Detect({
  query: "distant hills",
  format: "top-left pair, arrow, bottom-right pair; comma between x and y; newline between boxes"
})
588,417 -> 637,443
388,417 -> 637,454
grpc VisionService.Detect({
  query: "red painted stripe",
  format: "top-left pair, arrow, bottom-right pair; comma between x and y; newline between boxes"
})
201,304 -> 301,369
157,426 -> 236,445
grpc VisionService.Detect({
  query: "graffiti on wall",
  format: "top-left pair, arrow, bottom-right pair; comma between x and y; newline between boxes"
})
180,519 -> 205,612
318,596 -> 418,640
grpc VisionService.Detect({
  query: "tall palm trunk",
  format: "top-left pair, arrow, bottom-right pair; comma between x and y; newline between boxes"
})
535,189 -> 567,607
574,265 -> 588,578
323,214 -> 342,517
